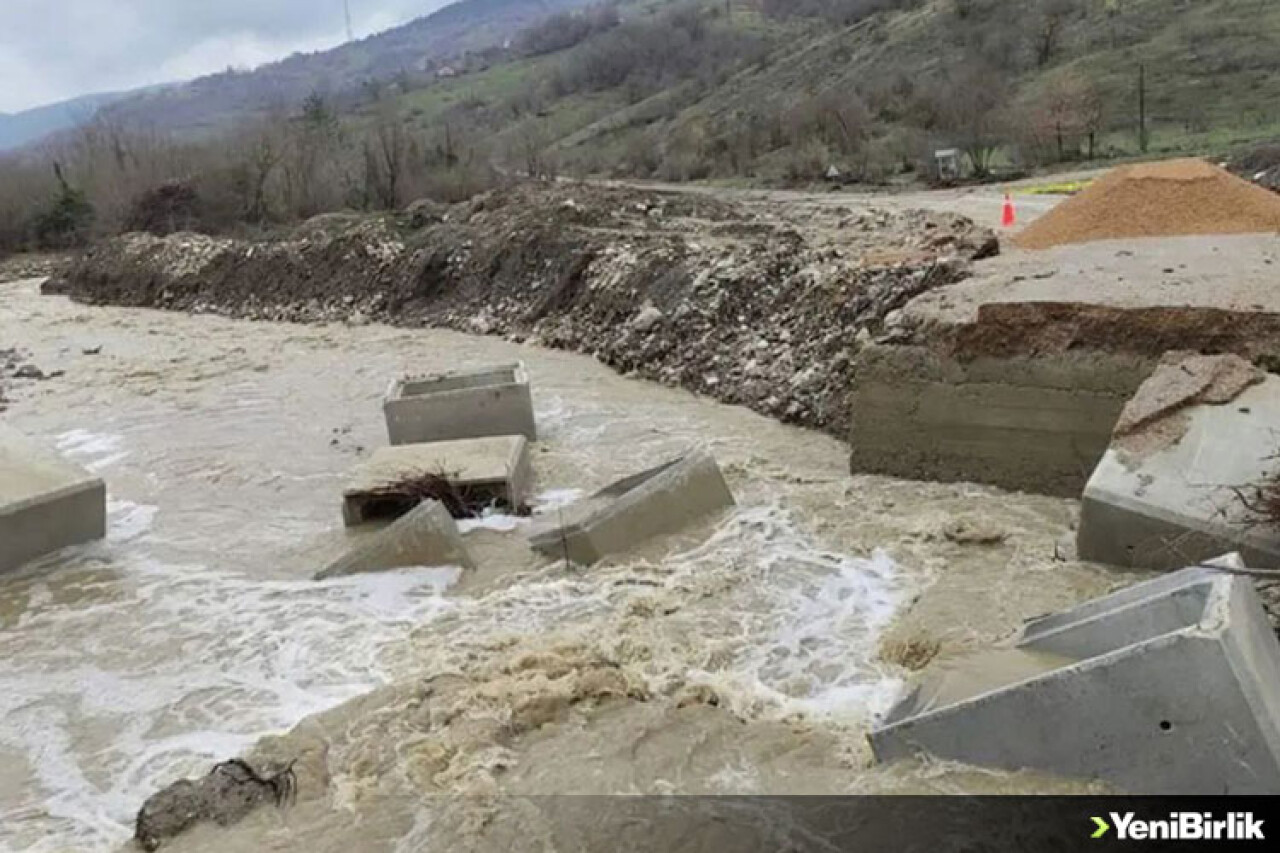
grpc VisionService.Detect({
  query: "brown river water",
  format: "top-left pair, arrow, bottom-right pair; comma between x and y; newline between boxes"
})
0,277 -> 1130,852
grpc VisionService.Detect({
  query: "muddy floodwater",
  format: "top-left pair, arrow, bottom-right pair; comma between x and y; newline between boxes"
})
0,278 -> 1129,852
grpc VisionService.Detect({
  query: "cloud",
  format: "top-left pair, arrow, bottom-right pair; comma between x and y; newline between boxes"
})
0,1 -> 449,113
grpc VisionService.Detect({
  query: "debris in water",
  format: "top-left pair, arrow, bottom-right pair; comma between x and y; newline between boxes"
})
134,758 -> 297,851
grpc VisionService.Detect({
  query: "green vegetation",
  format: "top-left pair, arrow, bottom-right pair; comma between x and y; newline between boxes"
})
3,0 -> 1280,256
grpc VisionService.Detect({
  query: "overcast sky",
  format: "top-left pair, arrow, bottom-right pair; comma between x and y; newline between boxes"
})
0,1 -> 452,113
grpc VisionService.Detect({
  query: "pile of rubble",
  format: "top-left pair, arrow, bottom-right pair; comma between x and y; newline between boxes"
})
56,182 -> 996,437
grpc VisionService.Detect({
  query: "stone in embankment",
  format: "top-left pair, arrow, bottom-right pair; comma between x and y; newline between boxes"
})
528,449 -> 735,566
317,500 -> 474,580
847,344 -> 1152,497
1077,354 -> 1280,569
871,565 -> 1280,793
1,424 -> 106,573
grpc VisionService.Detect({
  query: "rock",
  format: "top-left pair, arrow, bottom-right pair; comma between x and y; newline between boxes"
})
13,365 -> 44,380
943,518 -> 1008,546
631,305 -> 664,333
134,759 -> 296,851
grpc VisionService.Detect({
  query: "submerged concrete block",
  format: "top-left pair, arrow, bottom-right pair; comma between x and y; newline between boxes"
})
1078,361 -> 1280,570
870,567 -> 1280,793
528,449 -> 734,565
1,424 -> 106,573
384,363 -> 536,446
317,500 -> 474,579
342,435 -> 531,526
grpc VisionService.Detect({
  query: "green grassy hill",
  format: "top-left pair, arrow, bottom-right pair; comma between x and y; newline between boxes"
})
367,0 -> 1280,182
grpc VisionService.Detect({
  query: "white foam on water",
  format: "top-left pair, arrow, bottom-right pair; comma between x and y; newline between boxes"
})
0,552 -> 460,853
653,503 -> 907,723
55,429 -> 130,471
458,513 -> 525,534
530,488 -> 583,514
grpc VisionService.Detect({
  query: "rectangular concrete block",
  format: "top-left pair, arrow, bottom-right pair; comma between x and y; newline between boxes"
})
342,435 -> 531,526
528,449 -> 734,566
847,344 -> 1152,497
1,424 -> 106,573
870,567 -> 1280,793
383,363 -> 536,446
1078,366 -> 1280,570
317,500 -> 474,579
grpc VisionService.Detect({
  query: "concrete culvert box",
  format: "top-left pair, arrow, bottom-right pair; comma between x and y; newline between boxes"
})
341,436 -> 531,526
528,449 -> 735,566
1077,354 -> 1280,570
383,363 -> 536,446
869,566 -> 1280,793
317,500 -> 474,580
1,424 -> 106,574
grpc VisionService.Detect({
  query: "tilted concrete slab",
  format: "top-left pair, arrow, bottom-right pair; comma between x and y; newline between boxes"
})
342,435 -> 531,526
528,449 -> 734,565
1,424 -> 106,573
384,363 -> 536,446
1077,363 -> 1280,570
870,566 -> 1280,793
317,500 -> 474,579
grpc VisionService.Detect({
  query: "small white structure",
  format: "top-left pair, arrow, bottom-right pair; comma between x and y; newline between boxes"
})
870,564 -> 1280,793
384,363 -> 536,446
1,424 -> 106,573
528,449 -> 734,565
342,435 -> 531,526
934,148 -> 962,181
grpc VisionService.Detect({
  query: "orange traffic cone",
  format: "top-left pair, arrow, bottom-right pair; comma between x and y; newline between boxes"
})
1001,193 -> 1016,228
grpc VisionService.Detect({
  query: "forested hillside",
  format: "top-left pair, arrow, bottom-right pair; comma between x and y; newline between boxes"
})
4,0 -> 1280,256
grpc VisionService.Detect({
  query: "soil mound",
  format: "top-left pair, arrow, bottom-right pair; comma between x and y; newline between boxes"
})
1015,158 -> 1280,250
59,183 -> 995,439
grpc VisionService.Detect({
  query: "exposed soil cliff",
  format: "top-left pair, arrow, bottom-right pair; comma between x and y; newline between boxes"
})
59,182 -> 997,437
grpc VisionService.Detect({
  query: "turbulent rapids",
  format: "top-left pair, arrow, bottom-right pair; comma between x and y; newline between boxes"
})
0,276 -> 1125,852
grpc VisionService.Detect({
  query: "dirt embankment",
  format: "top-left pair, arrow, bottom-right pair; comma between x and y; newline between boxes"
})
57,183 -> 996,437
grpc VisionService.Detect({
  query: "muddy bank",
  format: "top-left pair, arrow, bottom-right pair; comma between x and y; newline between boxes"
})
58,182 -> 995,437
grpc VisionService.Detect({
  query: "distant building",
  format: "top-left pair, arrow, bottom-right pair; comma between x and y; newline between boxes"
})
436,66 -> 459,79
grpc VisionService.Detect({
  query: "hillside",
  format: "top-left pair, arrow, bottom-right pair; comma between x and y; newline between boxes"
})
94,0 -> 595,135
0,91 -> 135,152
373,0 -> 1280,181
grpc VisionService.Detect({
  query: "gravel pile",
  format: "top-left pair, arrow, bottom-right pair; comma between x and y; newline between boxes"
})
1016,158 -> 1280,250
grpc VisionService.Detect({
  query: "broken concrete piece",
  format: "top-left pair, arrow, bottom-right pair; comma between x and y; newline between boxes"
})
1,424 -> 106,573
383,363 -> 536,446
870,566 -> 1280,793
318,500 -> 473,579
342,435 -> 531,526
528,449 -> 734,565
1111,351 -> 1262,456
1078,368 -> 1280,570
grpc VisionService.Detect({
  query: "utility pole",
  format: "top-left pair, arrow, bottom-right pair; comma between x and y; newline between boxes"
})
344,0 -> 354,43
1138,63 -> 1149,153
